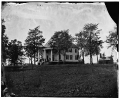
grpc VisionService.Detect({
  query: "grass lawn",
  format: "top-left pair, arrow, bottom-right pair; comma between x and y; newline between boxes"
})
4,64 -> 118,97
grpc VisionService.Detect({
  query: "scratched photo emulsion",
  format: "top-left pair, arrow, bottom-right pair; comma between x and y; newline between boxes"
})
1,2 -> 118,97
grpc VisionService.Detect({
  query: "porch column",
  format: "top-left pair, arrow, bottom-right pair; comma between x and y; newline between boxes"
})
51,49 -> 53,61
44,49 -> 46,60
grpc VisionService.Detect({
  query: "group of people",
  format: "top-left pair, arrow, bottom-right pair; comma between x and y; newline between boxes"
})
38,58 -> 52,65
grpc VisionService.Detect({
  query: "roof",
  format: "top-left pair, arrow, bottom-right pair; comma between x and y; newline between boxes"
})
71,43 -> 78,48
44,38 -> 52,48
38,45 -> 45,48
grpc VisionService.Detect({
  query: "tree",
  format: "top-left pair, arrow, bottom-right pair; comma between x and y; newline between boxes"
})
90,39 -> 103,63
24,44 -> 34,64
49,30 -> 73,63
83,23 -> 103,64
75,24 -> 103,64
106,26 -> 118,51
1,19 -> 9,64
1,19 -> 9,84
7,39 -> 23,66
75,31 -> 87,63
24,26 -> 45,65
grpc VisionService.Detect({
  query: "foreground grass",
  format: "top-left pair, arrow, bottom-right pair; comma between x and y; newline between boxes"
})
5,64 -> 118,97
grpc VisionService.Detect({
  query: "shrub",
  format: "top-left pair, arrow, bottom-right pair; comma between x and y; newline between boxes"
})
98,60 -> 113,64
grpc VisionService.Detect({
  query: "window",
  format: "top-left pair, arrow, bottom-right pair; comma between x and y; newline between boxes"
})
66,55 -> 69,60
70,55 -> 73,60
69,48 -> 72,52
75,49 -> 77,53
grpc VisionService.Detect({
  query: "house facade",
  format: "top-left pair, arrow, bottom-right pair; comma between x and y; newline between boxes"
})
38,39 -> 80,63
42,47 -> 79,62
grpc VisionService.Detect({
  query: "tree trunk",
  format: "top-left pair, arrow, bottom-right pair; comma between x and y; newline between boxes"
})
29,57 -> 30,64
31,57 -> 33,69
90,54 -> 93,64
31,57 -> 33,65
34,53 -> 35,65
82,52 -> 84,64
63,51 -> 66,64
34,40 -> 36,65
89,31 -> 93,64
14,62 -> 15,66
97,54 -> 98,63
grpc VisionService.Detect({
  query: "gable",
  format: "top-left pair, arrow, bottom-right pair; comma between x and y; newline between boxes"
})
44,38 -> 52,48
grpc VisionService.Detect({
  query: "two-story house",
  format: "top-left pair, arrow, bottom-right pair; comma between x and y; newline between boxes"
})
37,38 -> 79,63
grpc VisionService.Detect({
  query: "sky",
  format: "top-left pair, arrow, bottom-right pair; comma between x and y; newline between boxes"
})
2,2 -> 117,63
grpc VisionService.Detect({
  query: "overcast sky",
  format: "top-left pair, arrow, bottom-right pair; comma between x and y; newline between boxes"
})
2,2 -> 117,63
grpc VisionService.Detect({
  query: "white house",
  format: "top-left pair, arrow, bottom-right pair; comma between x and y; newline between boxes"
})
37,38 -> 80,63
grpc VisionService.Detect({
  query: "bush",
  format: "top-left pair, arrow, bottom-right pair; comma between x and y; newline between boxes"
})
98,60 -> 113,64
